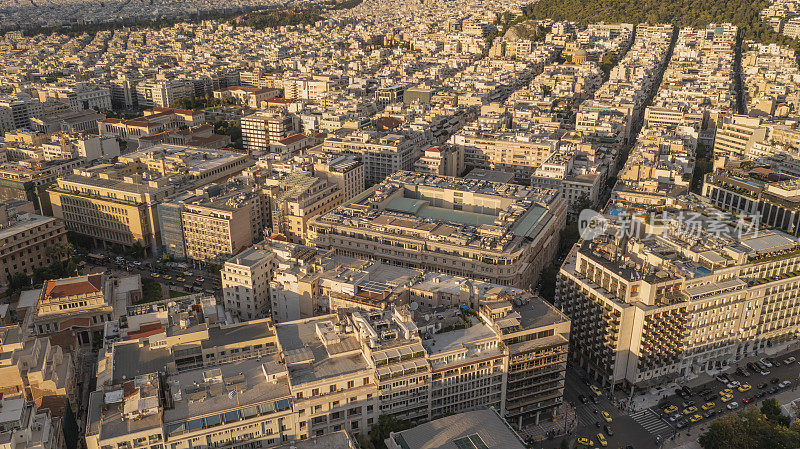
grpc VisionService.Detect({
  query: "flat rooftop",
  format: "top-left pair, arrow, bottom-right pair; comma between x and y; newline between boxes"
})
164,356 -> 291,425
388,408 -> 526,449
112,341 -> 174,384
423,317 -> 497,355
276,316 -> 370,385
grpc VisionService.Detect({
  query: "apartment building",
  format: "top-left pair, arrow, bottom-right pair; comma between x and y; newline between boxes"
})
180,188 -> 265,263
713,116 -> 767,159
275,315 -> 378,439
241,110 -> 299,155
412,145 -> 465,177
309,172 -> 566,288
221,247 -> 275,320
136,80 -> 195,108
557,213 -> 800,391
0,337 -> 78,411
451,128 -> 559,183
313,155 -> 365,201
0,397 -> 64,449
532,148 -> 606,213
479,299 -> 570,427
0,93 -> 43,135
322,130 -> 418,185
0,205 -> 68,289
264,172 -> 343,244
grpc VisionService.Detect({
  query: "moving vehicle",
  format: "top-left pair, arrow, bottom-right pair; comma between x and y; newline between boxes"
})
737,384 -> 751,393
597,433 -> 607,447
577,437 -> 593,447
701,402 -> 715,410
590,385 -> 603,397
600,411 -> 612,422
727,402 -> 739,410
664,405 -> 678,414
683,406 -> 697,415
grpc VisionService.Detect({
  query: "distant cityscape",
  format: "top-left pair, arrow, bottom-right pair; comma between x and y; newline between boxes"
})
1,0 -> 800,448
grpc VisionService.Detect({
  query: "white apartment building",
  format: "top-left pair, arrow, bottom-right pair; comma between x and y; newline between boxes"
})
222,247 -> 275,320
241,110 -> 298,156
322,130 -> 418,185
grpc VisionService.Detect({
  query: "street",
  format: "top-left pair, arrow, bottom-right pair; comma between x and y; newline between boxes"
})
534,348 -> 800,449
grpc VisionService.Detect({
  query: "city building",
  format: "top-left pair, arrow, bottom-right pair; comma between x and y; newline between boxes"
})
241,110 -> 299,156
0,205 -> 68,289
309,172 -> 566,287
221,247 -> 275,320
385,409 -> 526,449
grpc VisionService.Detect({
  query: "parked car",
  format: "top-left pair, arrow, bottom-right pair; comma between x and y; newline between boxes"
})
727,402 -> 739,410
760,358 -> 773,368
784,356 -> 796,365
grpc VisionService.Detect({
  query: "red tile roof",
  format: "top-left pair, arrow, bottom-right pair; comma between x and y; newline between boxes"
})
44,274 -> 102,299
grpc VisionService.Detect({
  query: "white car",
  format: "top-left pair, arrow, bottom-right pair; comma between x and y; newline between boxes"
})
726,381 -> 741,389
760,369 -> 771,376
760,358 -> 773,368
727,402 -> 739,410
784,357 -> 796,365
779,381 -> 792,389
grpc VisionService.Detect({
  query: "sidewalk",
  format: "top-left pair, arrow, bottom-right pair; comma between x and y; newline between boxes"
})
518,403 -> 576,443
616,341 -> 800,412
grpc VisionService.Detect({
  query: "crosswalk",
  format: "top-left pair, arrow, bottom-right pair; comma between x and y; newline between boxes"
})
630,409 -> 674,439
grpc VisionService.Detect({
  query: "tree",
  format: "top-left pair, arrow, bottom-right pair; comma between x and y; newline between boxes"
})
762,398 -> 792,427
141,278 -> 163,303
699,406 -> 800,449
355,415 -> 413,449
6,272 -> 31,294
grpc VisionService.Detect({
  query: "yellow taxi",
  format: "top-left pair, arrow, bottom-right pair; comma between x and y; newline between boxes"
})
577,437 -> 593,447
664,405 -> 678,414
738,384 -> 752,393
702,402 -> 715,410
720,388 -> 733,396
590,385 -> 603,397
690,414 -> 703,423
720,394 -> 733,402
597,433 -> 608,447
600,411 -> 612,423
683,406 -> 698,415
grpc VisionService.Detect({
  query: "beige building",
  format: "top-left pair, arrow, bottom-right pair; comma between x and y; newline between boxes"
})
309,172 -> 566,288
264,172 -> 344,244
313,155 -> 365,202
0,207 -> 68,289
558,214 -> 800,391
213,86 -> 280,108
48,145 -> 250,253
181,190 -> 265,263
412,145 -> 465,177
